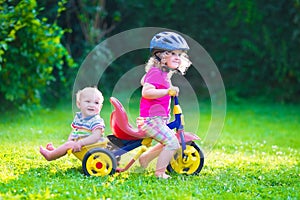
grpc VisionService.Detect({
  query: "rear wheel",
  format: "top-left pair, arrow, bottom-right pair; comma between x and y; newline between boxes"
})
167,142 -> 204,175
82,148 -> 117,176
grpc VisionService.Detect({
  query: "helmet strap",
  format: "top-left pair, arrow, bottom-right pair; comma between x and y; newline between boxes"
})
154,53 -> 168,71
154,54 -> 161,62
161,65 -> 171,72
154,52 -> 176,73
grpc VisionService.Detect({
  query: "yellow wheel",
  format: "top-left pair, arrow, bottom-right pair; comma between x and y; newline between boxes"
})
167,142 -> 204,175
82,148 -> 117,176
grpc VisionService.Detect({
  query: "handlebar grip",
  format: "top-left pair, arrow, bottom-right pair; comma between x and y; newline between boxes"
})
168,89 -> 177,96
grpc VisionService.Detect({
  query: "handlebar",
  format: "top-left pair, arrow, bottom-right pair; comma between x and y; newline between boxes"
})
167,95 -> 183,130
168,88 -> 179,105
173,95 -> 179,105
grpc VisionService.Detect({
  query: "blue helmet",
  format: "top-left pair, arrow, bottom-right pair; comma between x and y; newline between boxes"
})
150,31 -> 190,54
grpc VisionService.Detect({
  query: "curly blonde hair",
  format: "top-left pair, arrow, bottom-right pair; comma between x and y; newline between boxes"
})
145,52 -> 174,72
141,52 -> 177,86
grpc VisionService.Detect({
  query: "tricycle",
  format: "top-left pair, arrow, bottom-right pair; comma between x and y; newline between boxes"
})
70,95 -> 205,177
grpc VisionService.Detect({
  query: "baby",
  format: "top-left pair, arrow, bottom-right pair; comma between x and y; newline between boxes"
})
40,87 -> 105,161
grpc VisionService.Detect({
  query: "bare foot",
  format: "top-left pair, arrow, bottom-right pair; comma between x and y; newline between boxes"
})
46,143 -> 55,151
155,173 -> 171,179
139,155 -> 149,168
39,146 -> 51,161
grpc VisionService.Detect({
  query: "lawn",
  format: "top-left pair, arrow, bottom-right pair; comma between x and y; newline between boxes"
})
0,99 -> 299,199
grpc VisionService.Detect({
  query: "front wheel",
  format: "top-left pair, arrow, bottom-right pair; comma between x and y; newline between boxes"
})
167,142 -> 204,175
82,148 -> 117,176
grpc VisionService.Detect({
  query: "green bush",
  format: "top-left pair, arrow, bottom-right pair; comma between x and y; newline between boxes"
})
0,0 -> 76,110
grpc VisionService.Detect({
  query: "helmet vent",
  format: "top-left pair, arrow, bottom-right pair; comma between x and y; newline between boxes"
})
163,38 -> 172,44
178,36 -> 184,44
171,35 -> 179,43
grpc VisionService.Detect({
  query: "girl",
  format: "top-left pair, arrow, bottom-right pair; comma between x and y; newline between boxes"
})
138,31 -> 192,179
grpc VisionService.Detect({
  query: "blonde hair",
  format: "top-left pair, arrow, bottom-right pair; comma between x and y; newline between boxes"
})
145,57 -> 157,72
144,53 -> 177,83
145,51 -> 171,72
76,87 -> 104,104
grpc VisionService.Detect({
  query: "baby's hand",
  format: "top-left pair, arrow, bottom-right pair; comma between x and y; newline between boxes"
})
99,137 -> 107,143
73,141 -> 83,152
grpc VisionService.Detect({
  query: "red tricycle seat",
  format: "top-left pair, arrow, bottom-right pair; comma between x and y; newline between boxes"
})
110,97 -> 146,140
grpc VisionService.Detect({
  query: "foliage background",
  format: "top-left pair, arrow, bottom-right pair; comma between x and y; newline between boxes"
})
1,0 -> 300,109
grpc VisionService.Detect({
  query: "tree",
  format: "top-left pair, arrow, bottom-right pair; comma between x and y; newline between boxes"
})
0,0 -> 76,110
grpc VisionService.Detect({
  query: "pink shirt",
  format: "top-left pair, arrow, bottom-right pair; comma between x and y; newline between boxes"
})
140,67 -> 171,117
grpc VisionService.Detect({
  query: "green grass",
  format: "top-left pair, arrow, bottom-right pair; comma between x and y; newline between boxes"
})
0,100 -> 299,199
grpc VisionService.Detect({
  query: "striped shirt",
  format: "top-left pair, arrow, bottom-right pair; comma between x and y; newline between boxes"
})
71,112 -> 105,138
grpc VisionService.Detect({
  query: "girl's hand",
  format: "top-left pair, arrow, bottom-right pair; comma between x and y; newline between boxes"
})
168,86 -> 179,96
